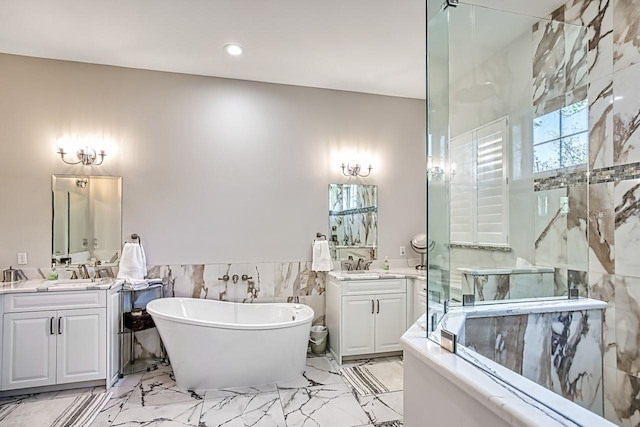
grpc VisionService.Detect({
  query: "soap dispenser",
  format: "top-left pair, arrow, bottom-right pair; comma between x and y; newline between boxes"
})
383,257 -> 390,271
48,263 -> 58,280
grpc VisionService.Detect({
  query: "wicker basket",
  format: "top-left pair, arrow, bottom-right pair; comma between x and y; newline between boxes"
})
123,310 -> 156,332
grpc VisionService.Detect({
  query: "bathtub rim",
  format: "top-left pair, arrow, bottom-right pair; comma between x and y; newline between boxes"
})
147,297 -> 315,331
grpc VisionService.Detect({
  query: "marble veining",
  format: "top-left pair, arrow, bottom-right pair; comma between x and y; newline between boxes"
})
589,77 -> 614,169
613,0 -> 640,72
613,63 -> 640,165
87,354 -> 403,426
444,300 -> 604,415
614,179 -> 640,277
565,0 -> 613,83
146,261 -> 327,325
589,182 -> 615,274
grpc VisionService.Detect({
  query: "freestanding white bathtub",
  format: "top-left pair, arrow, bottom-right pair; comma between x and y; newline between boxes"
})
146,298 -> 314,390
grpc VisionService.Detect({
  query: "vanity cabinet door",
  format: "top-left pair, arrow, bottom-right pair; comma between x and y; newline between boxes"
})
342,295 -> 376,356
374,293 -> 407,353
56,308 -> 106,384
2,311 -> 57,390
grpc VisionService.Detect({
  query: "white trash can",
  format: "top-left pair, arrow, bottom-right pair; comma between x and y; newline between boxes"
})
309,325 -> 328,354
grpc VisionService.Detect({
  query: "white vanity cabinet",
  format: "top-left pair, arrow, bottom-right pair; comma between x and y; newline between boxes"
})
1,291 -> 107,391
412,278 -> 427,324
327,277 -> 407,364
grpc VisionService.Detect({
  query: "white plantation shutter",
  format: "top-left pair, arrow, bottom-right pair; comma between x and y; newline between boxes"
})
476,119 -> 508,245
450,132 -> 475,244
450,117 -> 509,246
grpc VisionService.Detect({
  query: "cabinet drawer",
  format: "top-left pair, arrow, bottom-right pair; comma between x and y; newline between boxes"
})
4,291 -> 106,313
341,279 -> 406,296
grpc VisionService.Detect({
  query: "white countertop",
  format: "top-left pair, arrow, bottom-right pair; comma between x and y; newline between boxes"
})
328,267 -> 427,281
0,278 -> 117,293
401,318 -> 616,427
458,266 -> 555,275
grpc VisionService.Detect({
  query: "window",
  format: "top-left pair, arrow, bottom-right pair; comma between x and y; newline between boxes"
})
533,100 -> 588,173
450,117 -> 509,246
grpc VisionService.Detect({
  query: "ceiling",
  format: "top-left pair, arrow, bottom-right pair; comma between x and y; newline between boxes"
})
0,1 -> 568,100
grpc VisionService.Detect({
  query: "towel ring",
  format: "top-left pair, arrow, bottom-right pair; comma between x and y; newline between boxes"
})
131,233 -> 141,245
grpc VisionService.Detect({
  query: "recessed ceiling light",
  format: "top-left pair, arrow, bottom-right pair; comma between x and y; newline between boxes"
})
224,44 -> 244,56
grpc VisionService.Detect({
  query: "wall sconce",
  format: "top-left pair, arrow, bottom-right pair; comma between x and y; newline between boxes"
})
341,162 -> 372,177
427,158 -> 455,182
56,136 -> 107,166
57,146 -> 106,166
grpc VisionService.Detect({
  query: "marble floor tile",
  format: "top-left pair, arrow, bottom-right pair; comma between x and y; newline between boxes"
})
277,356 -> 343,388
204,384 -> 278,400
127,365 -> 205,408
111,400 -> 203,426
356,391 -> 403,424
199,391 -> 285,427
279,382 -> 370,427
92,386 -> 135,427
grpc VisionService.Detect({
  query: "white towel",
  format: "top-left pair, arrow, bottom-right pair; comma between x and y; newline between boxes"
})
312,240 -> 333,272
117,242 -> 147,281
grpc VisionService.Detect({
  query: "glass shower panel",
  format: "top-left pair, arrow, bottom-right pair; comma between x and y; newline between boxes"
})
445,3 -> 589,306
428,2 -> 600,421
426,5 -> 451,333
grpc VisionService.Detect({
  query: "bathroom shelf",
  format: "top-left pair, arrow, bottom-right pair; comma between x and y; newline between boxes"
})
118,283 -> 166,377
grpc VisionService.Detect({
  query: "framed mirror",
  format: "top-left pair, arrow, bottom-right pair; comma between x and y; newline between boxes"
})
329,184 -> 377,261
52,175 -> 122,265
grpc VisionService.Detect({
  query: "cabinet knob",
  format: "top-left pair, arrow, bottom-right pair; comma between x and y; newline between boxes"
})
50,317 -> 55,335
371,299 -> 374,314
58,317 -> 63,335
376,299 -> 380,314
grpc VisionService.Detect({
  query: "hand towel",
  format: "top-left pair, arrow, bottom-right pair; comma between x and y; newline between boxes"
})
117,242 -> 147,281
312,240 -> 333,272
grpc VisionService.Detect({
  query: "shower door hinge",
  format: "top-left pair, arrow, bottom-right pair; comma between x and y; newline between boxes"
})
441,329 -> 457,353
443,0 -> 459,9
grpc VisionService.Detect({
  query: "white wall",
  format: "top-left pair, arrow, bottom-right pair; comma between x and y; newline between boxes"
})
0,53 -> 426,267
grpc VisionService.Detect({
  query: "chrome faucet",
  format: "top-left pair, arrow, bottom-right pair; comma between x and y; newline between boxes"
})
78,264 -> 90,279
94,266 -> 114,279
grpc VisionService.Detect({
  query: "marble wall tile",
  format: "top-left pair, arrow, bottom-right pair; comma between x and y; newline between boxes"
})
522,313 -> 552,389
533,18 -> 568,116
474,274 -> 510,301
567,185 -> 589,271
589,182 -> 616,273
615,275 -> 640,375
549,310 -> 603,415
568,269 -> 589,296
494,315 -> 528,374
589,272 -> 617,369
613,63 -> 640,165
614,178 -> 640,276
613,0 -> 640,73
603,366 -> 620,425
535,189 -> 568,267
612,369 -> 640,426
565,0 -> 614,83
589,77 -> 614,170
464,317 -> 496,361
510,272 -> 555,299
204,263 -> 276,302
555,268 -> 569,296
274,262 -> 326,298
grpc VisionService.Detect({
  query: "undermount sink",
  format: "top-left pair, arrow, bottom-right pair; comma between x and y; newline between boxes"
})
343,271 -> 381,279
44,278 -> 101,286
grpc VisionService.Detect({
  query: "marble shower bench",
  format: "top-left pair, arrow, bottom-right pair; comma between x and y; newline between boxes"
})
460,265 -> 555,301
